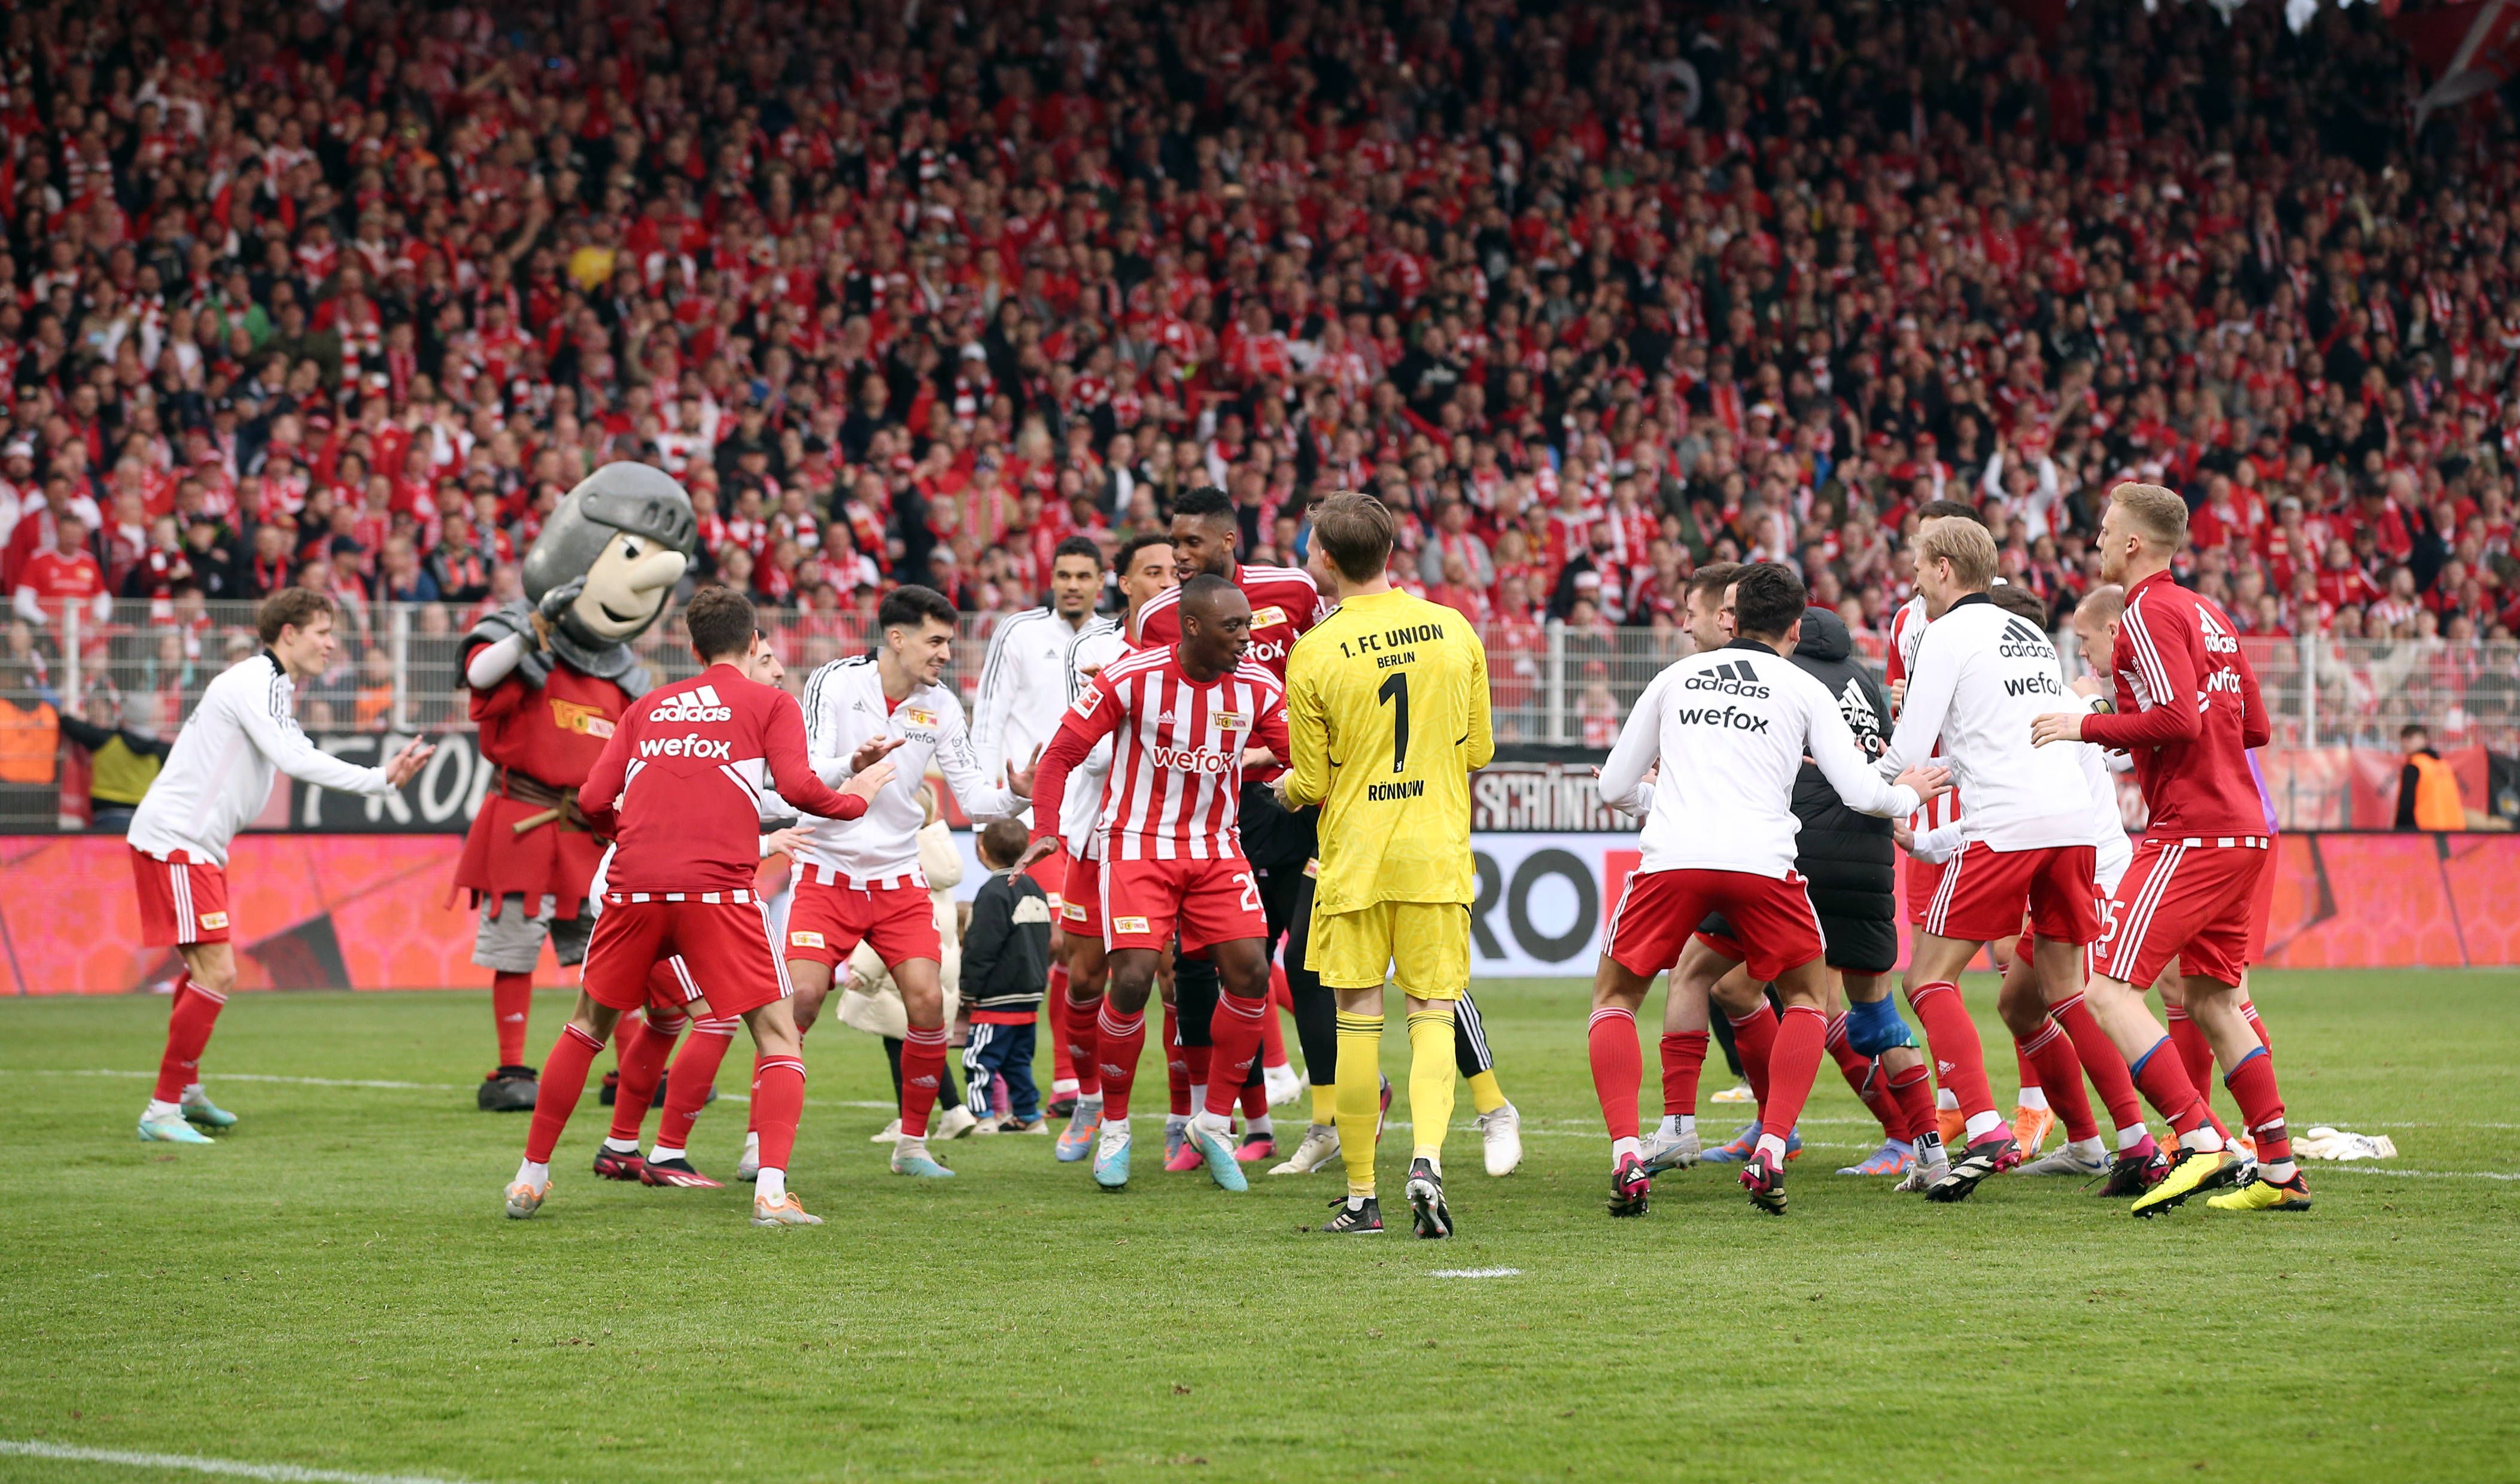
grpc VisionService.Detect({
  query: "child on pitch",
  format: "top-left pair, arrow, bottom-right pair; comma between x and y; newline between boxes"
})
960,818 -> 1056,1133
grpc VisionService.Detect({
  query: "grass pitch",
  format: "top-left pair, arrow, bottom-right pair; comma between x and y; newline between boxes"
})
1,971 -> 2515,1484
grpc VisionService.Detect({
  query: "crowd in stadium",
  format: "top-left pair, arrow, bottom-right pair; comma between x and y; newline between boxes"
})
2,0 -> 2519,673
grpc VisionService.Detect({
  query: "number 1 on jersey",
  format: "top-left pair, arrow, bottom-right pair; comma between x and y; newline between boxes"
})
1377,671 -> 1409,773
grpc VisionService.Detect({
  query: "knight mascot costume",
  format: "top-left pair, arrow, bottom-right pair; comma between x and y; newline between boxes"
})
458,464 -> 695,1110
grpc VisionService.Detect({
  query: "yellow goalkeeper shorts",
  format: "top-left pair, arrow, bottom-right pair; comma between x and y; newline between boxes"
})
1308,902 -> 1470,999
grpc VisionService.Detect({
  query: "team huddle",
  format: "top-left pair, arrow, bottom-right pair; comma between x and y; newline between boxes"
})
118,475 -> 2306,1231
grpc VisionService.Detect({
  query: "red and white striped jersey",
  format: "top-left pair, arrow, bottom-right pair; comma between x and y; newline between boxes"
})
1028,646 -> 1291,863
1886,594 -> 1963,834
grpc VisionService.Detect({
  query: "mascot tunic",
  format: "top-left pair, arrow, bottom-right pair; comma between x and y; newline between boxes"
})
460,465 -> 695,1110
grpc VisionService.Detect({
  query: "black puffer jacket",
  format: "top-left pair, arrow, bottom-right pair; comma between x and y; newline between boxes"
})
1788,606 -> 1898,924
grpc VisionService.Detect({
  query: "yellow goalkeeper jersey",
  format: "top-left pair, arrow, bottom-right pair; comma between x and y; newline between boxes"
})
1282,588 -> 1492,913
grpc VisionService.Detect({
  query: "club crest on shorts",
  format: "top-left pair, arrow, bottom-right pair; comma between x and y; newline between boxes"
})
1114,915 -> 1150,934
789,930 -> 826,948
199,911 -> 229,930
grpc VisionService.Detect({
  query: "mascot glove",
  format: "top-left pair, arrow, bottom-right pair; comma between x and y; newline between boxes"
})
536,578 -> 585,624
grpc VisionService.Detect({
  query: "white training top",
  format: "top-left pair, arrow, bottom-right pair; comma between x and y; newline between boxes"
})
1599,641 -> 1921,879
1060,615 -> 1127,858
796,654 -> 1022,887
127,651 -> 396,866
1876,594 -> 2090,852
969,606 -> 1089,811
1919,734 -> 2133,893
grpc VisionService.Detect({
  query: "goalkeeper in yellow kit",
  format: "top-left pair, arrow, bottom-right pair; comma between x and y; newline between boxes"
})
1279,492 -> 1493,1237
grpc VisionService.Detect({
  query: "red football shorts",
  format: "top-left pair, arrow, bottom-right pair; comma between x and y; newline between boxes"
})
647,956 -> 702,1014
1100,853 -> 1264,955
130,847 -> 231,947
1920,842 -> 2100,946
1061,852 -> 1104,938
1609,868 -> 1823,984
1901,853 -> 1944,930
1022,841 -> 1067,914
2247,830 -> 2281,962
582,891 -> 791,1018
783,878 -> 943,969
2097,835 -> 2271,990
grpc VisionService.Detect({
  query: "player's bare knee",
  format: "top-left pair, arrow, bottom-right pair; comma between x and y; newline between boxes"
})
185,947 -> 238,995
574,997 -> 621,1043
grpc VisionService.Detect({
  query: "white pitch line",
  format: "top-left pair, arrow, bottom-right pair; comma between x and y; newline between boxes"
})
1428,1267 -> 1522,1279
2304,1164 -> 2520,1181
0,1439 -> 476,1484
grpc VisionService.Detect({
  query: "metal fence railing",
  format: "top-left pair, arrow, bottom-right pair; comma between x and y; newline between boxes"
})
2,597 -> 2513,831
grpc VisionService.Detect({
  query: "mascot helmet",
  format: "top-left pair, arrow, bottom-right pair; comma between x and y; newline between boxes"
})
523,463 -> 698,648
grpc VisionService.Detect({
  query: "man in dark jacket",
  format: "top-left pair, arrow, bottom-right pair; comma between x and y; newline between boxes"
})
1654,604 -> 1935,1182
962,819 -> 1054,1133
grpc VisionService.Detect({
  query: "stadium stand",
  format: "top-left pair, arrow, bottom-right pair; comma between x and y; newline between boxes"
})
0,0 -> 2515,828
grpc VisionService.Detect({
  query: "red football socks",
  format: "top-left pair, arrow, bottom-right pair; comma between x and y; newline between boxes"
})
1907,981 -> 1994,1118
1046,962 -> 1075,1087
2223,1047 -> 2294,1173
1260,993 -> 1288,1068
2013,1038 -> 2040,1099
1758,1005 -> 1828,1144
154,972 -> 227,1102
1096,1004 -> 1148,1121
1886,1060 -> 1937,1149
605,1011 -> 685,1142
1659,1030 -> 1708,1117
1827,1014 -> 1905,1142
655,1016 -> 737,1150
2018,1019 -> 2097,1143
1065,992 -> 1102,1099
1163,1003 -> 1190,1114
2052,993 -> 2144,1135
898,1023 -> 949,1138
751,1055 -> 805,1172
2241,998 -> 2270,1050
1586,1006 -> 1642,1142
1204,991 -> 1269,1119
2165,1005 -> 2214,1104
525,1021 -> 606,1163
1726,1002 -> 1779,1109
491,971 -> 534,1067
2129,1036 -> 2210,1139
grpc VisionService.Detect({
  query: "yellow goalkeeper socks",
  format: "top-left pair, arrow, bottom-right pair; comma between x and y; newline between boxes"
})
1311,1079 -> 1337,1129
1467,1068 -> 1507,1115
1334,1010 -> 1384,1197
1408,1005 -> 1458,1166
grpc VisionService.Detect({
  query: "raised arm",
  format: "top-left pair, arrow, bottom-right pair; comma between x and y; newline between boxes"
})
932,700 -> 1023,822
763,692 -> 869,822
1596,670 -> 1671,816
1807,677 -> 1925,820
236,679 -> 399,796
1281,650 -> 1331,810
1876,626 -> 1958,779
2077,603 -> 2202,751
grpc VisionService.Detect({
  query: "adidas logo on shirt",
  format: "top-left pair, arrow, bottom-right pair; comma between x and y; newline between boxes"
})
2197,607 -> 2239,655
651,684 -> 732,723
1996,618 -> 2055,659
1684,659 -> 1770,698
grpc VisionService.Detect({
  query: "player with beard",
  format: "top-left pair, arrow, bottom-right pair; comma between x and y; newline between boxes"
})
2031,483 -> 2305,1216
1022,575 -> 1290,1193
973,536 -> 1107,1113
1591,563 -> 1949,1215
1052,534 -> 1177,1163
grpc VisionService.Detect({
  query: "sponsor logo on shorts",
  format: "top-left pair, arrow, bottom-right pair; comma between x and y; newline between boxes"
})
1113,915 -> 1150,934
639,732 -> 734,759
199,911 -> 229,930
650,685 -> 732,723
789,930 -> 826,948
1064,901 -> 1088,923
